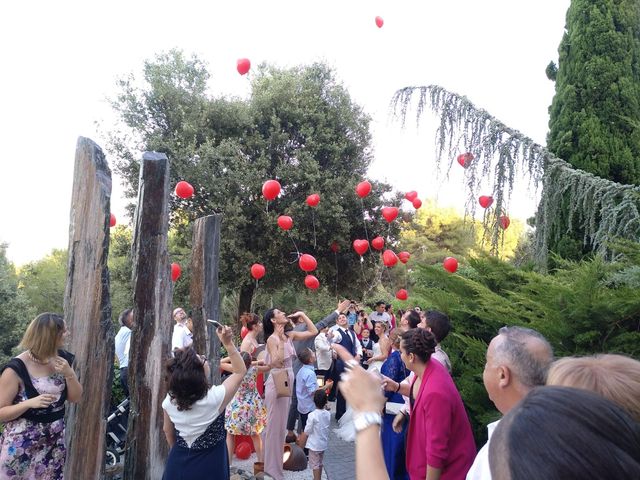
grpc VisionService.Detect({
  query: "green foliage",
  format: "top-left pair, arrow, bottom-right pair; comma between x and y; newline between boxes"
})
18,249 -> 67,314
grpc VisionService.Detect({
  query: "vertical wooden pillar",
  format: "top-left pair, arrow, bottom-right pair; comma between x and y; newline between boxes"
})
124,152 -> 172,480
63,137 -> 114,480
189,214 -> 222,384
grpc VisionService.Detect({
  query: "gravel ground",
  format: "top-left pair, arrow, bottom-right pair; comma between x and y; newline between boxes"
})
232,453 -> 329,480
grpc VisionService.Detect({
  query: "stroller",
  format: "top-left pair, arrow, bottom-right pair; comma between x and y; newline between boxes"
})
105,397 -> 129,467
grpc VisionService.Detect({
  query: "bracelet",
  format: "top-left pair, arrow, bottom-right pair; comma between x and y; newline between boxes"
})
354,412 -> 383,433
394,382 -> 401,393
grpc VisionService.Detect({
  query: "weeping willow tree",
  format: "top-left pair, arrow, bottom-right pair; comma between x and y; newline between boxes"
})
391,85 -> 640,266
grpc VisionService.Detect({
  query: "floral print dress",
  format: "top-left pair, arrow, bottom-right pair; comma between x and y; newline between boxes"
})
0,373 -> 67,479
224,366 -> 267,435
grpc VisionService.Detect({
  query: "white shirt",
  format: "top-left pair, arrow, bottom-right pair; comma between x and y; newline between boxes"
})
330,327 -> 363,357
368,311 -> 391,325
433,345 -> 452,374
304,408 -> 331,452
172,323 -> 193,351
466,420 -> 500,480
114,326 -> 132,368
314,333 -> 333,370
162,384 -> 226,448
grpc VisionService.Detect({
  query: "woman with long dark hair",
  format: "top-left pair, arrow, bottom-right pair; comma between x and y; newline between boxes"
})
162,326 -> 246,479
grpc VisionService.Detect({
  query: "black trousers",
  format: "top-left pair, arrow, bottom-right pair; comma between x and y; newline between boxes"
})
286,378 -> 300,432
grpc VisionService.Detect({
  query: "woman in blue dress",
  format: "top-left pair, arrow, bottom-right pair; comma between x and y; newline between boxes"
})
380,329 -> 410,480
162,325 -> 246,480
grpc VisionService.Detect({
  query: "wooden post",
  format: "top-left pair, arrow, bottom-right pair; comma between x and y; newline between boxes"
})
63,137 -> 114,480
124,152 -> 172,480
189,214 -> 222,384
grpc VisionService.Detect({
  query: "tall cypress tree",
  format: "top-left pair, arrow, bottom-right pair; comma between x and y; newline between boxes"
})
547,0 -> 640,185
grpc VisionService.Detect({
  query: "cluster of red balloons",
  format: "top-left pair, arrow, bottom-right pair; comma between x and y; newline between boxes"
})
404,191 -> 422,209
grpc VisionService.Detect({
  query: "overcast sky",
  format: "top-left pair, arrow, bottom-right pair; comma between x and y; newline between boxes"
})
0,0 -> 570,265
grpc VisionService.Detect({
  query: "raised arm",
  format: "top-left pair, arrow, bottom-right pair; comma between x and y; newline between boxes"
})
287,312 -> 318,341
217,326 -> 247,411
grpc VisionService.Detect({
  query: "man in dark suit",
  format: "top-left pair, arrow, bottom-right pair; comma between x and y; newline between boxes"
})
331,313 -> 362,421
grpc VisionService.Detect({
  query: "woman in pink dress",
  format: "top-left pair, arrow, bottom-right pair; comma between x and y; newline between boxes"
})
262,308 -> 318,480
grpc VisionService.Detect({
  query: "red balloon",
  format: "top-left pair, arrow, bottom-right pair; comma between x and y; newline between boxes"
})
304,275 -> 320,290
375,16 -> 384,28
330,241 -> 340,253
443,257 -> 458,273
277,215 -> 293,231
262,180 -> 281,201
412,198 -> 422,209
109,213 -> 116,228
398,251 -> 411,264
353,239 -> 369,256
405,191 -> 418,202
356,181 -> 372,198
175,181 -> 194,199
457,152 -> 474,168
236,441 -> 252,459
237,58 -> 251,75
240,326 -> 249,340
479,195 -> 494,209
306,193 -> 320,207
382,207 -> 399,223
499,215 -> 511,230
298,254 -> 317,272
396,289 -> 408,301
250,263 -> 266,280
371,236 -> 385,251
171,263 -> 181,282
382,250 -> 398,267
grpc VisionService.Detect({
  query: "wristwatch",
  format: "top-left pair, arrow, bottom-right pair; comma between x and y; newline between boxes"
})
353,412 -> 383,433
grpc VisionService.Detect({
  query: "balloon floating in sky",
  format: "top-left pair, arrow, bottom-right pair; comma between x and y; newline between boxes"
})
405,191 -> 418,202
382,206 -> 399,223
298,254 -> 317,272
396,289 -> 408,301
443,257 -> 458,273
375,16 -> 384,28
499,215 -> 511,230
478,195 -> 494,209
412,198 -> 422,209
262,180 -> 281,201
250,263 -> 266,280
277,215 -> 293,231
330,241 -> 340,253
237,58 -> 251,75
398,251 -> 411,264
235,441 -> 252,459
306,193 -> 320,207
457,152 -> 474,168
304,274 -> 320,290
382,249 -> 398,267
356,181 -> 372,198
371,236 -> 385,251
110,213 -> 116,228
171,263 -> 181,282
175,181 -> 194,199
353,239 -> 369,256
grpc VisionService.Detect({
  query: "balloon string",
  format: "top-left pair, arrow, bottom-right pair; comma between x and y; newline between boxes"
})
287,231 -> 300,257
334,251 -> 338,297
360,198 -> 373,254
312,210 -> 317,249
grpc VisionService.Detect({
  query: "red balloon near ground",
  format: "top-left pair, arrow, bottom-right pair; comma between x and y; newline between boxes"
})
277,215 -> 293,231
240,326 -> 249,339
250,263 -> 266,280
443,257 -> 458,273
396,289 -> 408,301
457,152 -> 474,168
382,207 -> 399,223
110,213 -> 116,228
175,181 -> 194,199
262,180 -> 281,201
171,263 -> 181,282
405,191 -> 418,202
398,251 -> 411,264
237,58 -> 251,75
499,215 -> 511,230
306,194 -> 320,207
412,198 -> 422,209
382,250 -> 398,267
304,275 -> 320,290
298,254 -> 317,272
479,196 -> 494,209
371,236 -> 385,250
236,441 -> 252,459
353,239 -> 369,256
356,181 -> 372,198
330,241 -> 340,253
375,16 -> 384,28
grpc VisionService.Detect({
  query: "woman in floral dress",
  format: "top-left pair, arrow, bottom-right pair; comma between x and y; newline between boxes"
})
223,352 -> 267,466
0,313 -> 83,479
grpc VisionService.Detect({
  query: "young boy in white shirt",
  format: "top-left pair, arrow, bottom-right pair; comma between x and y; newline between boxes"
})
297,389 -> 331,480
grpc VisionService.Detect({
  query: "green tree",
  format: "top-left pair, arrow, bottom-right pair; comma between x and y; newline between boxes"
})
108,50 -> 399,316
547,0 -> 640,185
18,249 -> 67,314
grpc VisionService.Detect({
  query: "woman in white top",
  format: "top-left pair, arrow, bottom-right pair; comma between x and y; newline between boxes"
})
366,322 -> 390,373
162,325 -> 246,480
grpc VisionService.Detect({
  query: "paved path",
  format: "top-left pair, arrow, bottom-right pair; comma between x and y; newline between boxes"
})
323,402 -> 356,480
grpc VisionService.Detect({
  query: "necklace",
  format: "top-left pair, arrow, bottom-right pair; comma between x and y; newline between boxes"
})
28,351 -> 49,365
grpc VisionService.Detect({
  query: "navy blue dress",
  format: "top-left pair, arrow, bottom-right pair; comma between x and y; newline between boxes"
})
162,414 -> 229,480
380,350 -> 410,480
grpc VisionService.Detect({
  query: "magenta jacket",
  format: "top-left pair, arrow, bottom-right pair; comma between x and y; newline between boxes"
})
406,359 -> 476,480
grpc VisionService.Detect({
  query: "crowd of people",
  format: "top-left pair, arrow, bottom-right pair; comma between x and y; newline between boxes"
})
1,301 -> 640,480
